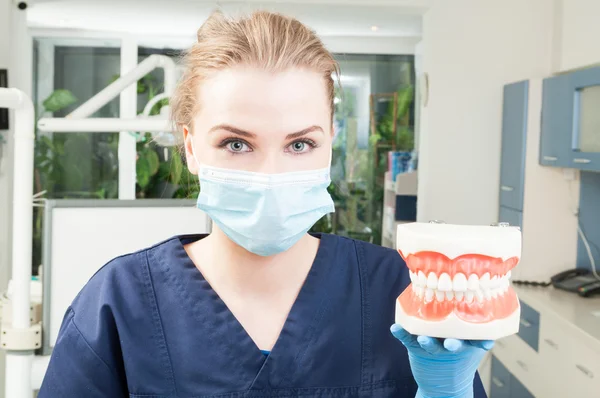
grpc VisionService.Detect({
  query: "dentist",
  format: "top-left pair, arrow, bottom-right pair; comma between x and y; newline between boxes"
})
40,10 -> 491,398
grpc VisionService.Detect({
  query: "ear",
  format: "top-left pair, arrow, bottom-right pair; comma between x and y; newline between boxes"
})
183,125 -> 199,175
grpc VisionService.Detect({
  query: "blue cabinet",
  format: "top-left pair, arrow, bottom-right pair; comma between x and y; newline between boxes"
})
490,356 -> 511,398
490,356 -> 535,398
516,301 -> 540,351
498,206 -> 522,230
499,81 -> 528,211
510,376 -> 535,398
540,66 -> 600,171
568,66 -> 600,171
540,74 -> 573,167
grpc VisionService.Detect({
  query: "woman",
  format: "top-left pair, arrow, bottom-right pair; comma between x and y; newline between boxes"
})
39,10 -> 490,398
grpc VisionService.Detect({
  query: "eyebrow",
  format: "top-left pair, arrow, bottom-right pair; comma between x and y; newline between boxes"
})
208,124 -> 324,139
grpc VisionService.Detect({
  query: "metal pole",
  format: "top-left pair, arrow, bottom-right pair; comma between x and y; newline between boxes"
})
0,87 -> 35,398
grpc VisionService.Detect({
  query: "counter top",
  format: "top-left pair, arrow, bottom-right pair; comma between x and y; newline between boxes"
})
514,285 -> 600,346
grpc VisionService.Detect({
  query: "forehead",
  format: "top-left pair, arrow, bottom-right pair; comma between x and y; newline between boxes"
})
195,67 -> 330,133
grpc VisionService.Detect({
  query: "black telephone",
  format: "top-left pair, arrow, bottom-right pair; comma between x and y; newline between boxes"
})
551,268 -> 600,297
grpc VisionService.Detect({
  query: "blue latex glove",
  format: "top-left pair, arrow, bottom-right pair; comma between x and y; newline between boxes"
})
391,324 -> 494,398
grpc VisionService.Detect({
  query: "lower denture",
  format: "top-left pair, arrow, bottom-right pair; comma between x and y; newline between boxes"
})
398,284 -> 519,323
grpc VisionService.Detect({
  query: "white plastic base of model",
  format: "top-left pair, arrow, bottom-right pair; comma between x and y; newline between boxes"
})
395,299 -> 521,340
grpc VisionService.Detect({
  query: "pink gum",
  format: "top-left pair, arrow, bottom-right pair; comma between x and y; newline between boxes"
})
399,250 -> 519,278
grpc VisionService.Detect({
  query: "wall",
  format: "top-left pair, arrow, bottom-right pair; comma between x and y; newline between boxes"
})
577,172 -> 600,271
558,0 -> 600,72
417,0 -> 555,224
518,79 -> 580,281
323,36 -> 419,56
0,1 -> 31,395
554,1 -> 600,273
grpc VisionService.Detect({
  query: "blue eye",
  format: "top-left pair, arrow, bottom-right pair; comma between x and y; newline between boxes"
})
228,140 -> 246,152
286,139 -> 317,154
291,142 -> 306,152
219,139 -> 252,154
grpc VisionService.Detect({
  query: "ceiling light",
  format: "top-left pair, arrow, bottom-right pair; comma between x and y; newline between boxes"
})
371,26 -> 379,32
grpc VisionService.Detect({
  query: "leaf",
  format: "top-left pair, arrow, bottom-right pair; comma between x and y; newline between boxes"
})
396,86 -> 414,119
40,136 -> 54,151
368,134 -> 382,147
146,150 -> 160,176
169,150 -> 184,184
137,79 -> 147,94
43,90 -> 77,113
136,156 -> 151,188
157,160 -> 171,180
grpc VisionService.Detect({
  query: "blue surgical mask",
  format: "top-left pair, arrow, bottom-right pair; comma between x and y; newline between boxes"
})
194,155 -> 335,256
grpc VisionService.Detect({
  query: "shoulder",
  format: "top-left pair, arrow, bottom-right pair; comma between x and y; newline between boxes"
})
326,234 -> 410,296
69,236 -> 182,339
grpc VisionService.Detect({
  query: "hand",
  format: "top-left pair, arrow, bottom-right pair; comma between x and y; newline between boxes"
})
391,324 -> 494,398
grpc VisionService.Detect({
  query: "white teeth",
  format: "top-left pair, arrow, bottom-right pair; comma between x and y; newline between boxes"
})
410,270 -> 512,302
414,285 -> 424,297
418,271 -> 427,287
491,275 -> 499,288
484,289 -> 492,300
453,273 -> 468,291
425,288 -> 434,302
438,273 -> 452,291
507,271 -> 512,279
475,290 -> 484,303
480,273 -> 491,289
435,290 -> 445,302
427,272 -> 438,289
468,274 -> 480,291
465,291 -> 474,303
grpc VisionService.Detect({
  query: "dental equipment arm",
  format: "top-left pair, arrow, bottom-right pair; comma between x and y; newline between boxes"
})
36,54 -> 179,145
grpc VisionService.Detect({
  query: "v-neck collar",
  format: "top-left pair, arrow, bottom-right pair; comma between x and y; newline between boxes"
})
172,233 -> 337,390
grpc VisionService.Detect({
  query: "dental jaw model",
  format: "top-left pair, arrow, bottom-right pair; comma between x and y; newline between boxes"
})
395,222 -> 521,340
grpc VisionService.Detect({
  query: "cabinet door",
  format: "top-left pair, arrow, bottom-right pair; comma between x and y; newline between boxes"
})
510,374 -> 535,398
540,74 -> 572,167
516,301 -> 540,352
498,206 -> 522,230
569,66 -> 600,171
490,356 -> 511,398
499,81 -> 528,211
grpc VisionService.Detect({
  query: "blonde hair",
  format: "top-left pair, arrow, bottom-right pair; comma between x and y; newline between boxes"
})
170,10 -> 340,135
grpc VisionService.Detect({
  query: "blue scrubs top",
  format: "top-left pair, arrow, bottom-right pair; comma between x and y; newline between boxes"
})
39,234 -> 486,397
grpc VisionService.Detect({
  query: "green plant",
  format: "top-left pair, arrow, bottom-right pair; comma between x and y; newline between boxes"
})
369,86 -> 415,151
133,73 -> 199,199
32,87 -> 120,270
367,85 -> 415,245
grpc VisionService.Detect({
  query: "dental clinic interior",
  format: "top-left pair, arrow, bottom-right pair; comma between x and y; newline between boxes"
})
1,0 -> 600,397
